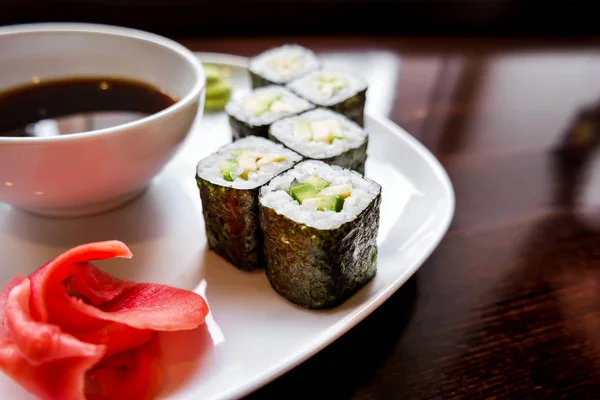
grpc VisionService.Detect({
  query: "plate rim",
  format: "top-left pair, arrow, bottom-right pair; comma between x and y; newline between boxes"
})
0,52 -> 455,400
194,51 -> 456,400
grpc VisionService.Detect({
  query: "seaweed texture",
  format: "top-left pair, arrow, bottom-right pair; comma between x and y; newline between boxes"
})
250,68 -> 322,90
228,115 -> 271,141
196,176 -> 263,271
259,190 -> 381,309
250,71 -> 273,89
268,134 -> 369,175
326,89 -> 367,127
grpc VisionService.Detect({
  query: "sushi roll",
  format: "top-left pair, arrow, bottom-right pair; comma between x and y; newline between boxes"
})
269,108 -> 369,175
225,85 -> 314,141
287,69 -> 368,126
196,136 -> 303,271
249,44 -> 320,89
259,160 -> 381,309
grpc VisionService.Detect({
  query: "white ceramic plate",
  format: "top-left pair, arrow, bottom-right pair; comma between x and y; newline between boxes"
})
0,52 -> 454,400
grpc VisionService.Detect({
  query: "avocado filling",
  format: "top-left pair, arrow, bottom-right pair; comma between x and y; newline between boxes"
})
244,93 -> 295,117
220,149 -> 286,181
270,55 -> 303,75
292,119 -> 344,143
289,175 -> 352,212
317,74 -> 349,97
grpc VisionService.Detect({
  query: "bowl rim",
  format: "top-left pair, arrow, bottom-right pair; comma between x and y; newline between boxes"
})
0,22 -> 205,146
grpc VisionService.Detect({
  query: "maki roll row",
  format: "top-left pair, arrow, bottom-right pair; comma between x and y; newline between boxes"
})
247,45 -> 368,127
196,139 -> 381,309
195,46 -> 380,310
225,44 -> 370,175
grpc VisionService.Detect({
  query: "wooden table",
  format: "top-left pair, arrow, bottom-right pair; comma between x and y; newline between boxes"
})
181,37 -> 600,399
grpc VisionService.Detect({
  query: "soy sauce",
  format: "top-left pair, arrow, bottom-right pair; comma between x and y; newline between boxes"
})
0,77 -> 178,137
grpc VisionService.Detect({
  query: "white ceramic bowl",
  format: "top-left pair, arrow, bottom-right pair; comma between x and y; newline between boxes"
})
0,23 -> 205,217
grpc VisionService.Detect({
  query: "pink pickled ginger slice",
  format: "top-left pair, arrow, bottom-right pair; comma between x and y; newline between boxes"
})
0,240 -> 210,400
0,279 -> 105,400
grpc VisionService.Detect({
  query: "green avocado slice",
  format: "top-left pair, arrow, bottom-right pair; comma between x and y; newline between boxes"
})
303,195 -> 344,212
220,160 -> 237,182
303,175 -> 329,191
290,184 -> 320,203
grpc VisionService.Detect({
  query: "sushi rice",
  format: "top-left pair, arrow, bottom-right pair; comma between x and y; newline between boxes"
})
249,44 -> 320,86
260,160 -> 380,230
196,136 -> 303,189
225,85 -> 314,127
287,69 -> 367,107
269,108 -> 367,160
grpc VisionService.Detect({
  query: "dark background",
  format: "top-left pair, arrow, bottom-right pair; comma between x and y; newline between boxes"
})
0,0 -> 597,37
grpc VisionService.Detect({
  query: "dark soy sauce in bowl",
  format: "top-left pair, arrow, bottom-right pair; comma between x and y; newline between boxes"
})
0,77 -> 178,138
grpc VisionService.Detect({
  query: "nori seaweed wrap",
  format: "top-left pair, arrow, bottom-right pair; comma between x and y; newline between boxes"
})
248,44 -> 320,89
225,85 -> 314,141
287,69 -> 368,127
259,160 -> 381,308
269,108 -> 369,174
196,136 -> 303,271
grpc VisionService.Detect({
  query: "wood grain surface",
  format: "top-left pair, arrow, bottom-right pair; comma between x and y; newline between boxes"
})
183,37 -> 600,399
